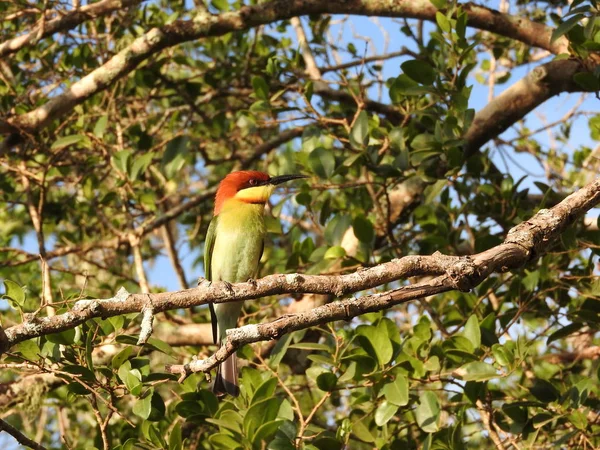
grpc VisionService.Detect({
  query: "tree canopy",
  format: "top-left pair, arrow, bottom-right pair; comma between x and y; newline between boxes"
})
0,0 -> 599,449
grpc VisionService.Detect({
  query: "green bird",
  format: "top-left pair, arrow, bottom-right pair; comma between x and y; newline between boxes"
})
205,170 -> 306,396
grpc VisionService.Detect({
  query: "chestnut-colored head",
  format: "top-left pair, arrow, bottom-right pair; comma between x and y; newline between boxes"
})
214,171 -> 307,215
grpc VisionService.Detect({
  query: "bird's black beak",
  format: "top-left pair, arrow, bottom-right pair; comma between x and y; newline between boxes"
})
269,174 -> 308,185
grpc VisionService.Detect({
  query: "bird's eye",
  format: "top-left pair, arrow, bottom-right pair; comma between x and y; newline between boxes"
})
249,179 -> 258,186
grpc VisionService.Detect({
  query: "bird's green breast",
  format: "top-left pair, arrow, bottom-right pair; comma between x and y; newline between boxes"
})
211,201 -> 266,283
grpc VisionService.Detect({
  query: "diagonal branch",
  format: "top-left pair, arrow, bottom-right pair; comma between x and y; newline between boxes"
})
2,179 -> 599,362
464,59 -> 583,157
0,254 -> 457,352
164,177 -> 600,377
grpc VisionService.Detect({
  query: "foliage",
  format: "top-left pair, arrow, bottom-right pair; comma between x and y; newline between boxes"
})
0,0 -> 599,449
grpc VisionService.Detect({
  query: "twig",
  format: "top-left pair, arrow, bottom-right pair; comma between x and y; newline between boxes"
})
0,418 -> 48,450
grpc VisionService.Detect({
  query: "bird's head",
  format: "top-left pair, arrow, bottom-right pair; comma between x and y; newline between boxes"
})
214,170 -> 307,214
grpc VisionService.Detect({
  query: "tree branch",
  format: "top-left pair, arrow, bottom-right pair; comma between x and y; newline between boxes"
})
464,59 -> 583,157
2,178 -> 598,371
0,0 -> 146,58
0,254 -> 457,352
0,418 -> 47,450
163,177 -> 600,377
0,0 -> 568,137
240,127 -> 305,169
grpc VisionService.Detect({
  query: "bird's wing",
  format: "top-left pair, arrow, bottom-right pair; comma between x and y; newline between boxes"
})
259,239 -> 264,269
204,215 -> 219,344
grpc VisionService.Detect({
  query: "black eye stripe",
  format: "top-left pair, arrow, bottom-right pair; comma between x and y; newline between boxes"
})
239,178 -> 269,190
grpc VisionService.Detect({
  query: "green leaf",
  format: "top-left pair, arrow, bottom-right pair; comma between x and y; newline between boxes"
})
547,322 -> 583,344
211,0 -> 229,12
415,391 -> 441,433
414,316 -> 433,342
93,115 -> 108,137
133,388 -> 154,419
51,134 -> 85,150
168,421 -> 183,450
146,337 -> 174,356
3,280 -> 25,308
244,398 -> 280,442
269,332 -> 293,368
112,149 -> 132,174
112,346 -> 133,369
118,362 -> 143,396
352,215 -> 375,243
532,412 -> 555,429
351,416 -> 375,443
462,315 -> 481,349
382,374 -> 409,406
176,401 -> 208,420
529,379 -> 559,403
162,137 -> 188,179
17,339 -> 40,361
288,342 -> 331,351
254,420 -> 285,446
47,328 -> 76,345
429,0 -> 448,9
454,361 -> 498,381
573,72 -> 600,91
436,11 -> 451,33
324,246 -> 346,259
569,410 -> 588,430
129,152 -> 154,180
350,110 -> 369,149
85,325 -> 95,372
401,60 -> 436,86
551,14 -> 584,43
356,321 -> 393,367
492,343 -> 514,367
147,391 -> 166,422
316,372 -> 337,391
503,403 -> 528,427
209,433 -> 242,449
308,147 -> 335,179
304,80 -> 314,102
374,401 -> 398,426
251,378 -> 278,404
252,75 -> 270,101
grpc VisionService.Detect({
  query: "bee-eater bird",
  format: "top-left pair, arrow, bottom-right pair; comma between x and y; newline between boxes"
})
205,170 -> 307,396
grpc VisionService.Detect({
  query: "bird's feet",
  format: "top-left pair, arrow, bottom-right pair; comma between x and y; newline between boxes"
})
246,278 -> 258,288
221,280 -> 235,295
197,276 -> 211,287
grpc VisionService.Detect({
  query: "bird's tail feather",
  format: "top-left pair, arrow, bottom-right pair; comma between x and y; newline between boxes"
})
213,353 -> 239,397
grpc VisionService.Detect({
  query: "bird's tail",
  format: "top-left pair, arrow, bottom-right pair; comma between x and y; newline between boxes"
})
213,353 -> 239,397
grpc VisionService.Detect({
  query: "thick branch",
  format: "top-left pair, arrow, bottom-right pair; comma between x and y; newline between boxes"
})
0,254 -> 456,352
164,177 -> 600,376
464,59 -> 583,156
3,179 -> 599,361
0,0 -> 145,58
0,0 -> 566,136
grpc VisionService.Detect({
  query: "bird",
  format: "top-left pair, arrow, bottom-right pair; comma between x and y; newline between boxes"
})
204,170 -> 307,396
